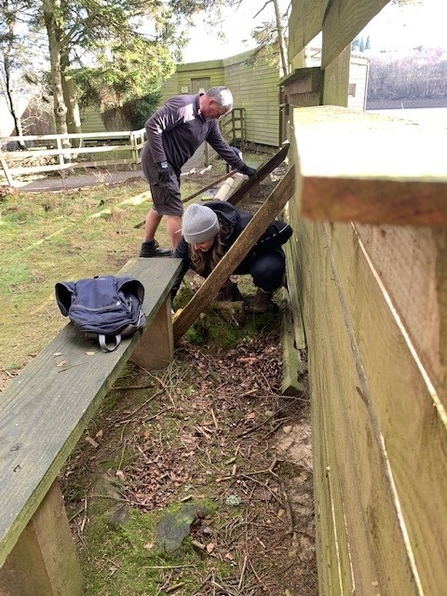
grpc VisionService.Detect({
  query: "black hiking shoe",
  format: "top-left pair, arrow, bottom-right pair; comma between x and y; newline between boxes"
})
139,240 -> 171,258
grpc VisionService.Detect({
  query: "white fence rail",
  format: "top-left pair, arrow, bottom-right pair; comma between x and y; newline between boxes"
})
0,129 -> 146,185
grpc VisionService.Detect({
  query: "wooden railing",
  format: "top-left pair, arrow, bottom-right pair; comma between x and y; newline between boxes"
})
0,111 -> 246,184
0,129 -> 146,184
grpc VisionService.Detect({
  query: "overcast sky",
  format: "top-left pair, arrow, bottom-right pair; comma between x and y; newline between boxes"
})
181,0 -> 447,63
362,0 -> 447,52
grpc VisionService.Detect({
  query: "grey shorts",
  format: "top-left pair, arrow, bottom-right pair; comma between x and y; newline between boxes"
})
141,145 -> 183,217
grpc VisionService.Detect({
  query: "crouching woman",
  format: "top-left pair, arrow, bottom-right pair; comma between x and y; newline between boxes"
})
171,200 -> 293,313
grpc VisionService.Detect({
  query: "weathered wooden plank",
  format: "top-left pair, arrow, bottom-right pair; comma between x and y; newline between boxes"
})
284,239 -> 306,350
322,46 -> 350,107
288,0 -> 389,62
295,218 -> 362,595
300,216 -> 447,594
0,158 -> 13,186
288,0 -> 328,58
0,257 -> 182,568
356,224 -> 447,400
321,0 -> 389,68
292,105 -> 447,227
173,166 -> 295,341
131,299 -> 173,371
328,222 -> 447,595
280,301 -> 304,395
298,219 -> 423,594
226,143 -> 290,206
0,481 -> 83,596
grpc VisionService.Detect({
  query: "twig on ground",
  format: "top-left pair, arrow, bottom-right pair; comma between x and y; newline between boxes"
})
280,479 -> 295,536
116,389 -> 164,425
239,474 -> 285,508
219,458 -> 279,481
211,408 -> 219,429
112,383 -> 155,391
165,583 -> 186,593
238,554 -> 248,590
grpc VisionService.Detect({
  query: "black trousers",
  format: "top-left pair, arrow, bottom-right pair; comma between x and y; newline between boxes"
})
233,248 -> 286,292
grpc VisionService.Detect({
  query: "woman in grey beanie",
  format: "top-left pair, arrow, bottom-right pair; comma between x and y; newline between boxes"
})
171,201 -> 293,313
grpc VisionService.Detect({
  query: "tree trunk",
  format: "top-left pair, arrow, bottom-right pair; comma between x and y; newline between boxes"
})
3,63 -> 25,147
42,0 -> 70,149
2,21 -> 26,148
61,49 -> 82,142
272,0 -> 288,77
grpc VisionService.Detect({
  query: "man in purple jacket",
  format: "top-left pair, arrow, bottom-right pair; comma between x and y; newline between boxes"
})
139,86 -> 257,257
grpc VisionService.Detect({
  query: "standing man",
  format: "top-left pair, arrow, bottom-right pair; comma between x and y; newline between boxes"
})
139,86 -> 257,257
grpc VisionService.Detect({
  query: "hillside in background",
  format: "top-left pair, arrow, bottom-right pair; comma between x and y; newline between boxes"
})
365,47 -> 447,109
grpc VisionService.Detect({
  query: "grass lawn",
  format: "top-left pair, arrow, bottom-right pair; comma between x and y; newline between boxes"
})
0,162 -> 232,385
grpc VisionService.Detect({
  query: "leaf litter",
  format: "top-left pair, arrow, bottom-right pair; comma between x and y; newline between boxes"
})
62,323 -> 317,595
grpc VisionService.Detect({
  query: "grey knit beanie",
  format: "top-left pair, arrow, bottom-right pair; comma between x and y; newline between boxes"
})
183,203 -> 220,244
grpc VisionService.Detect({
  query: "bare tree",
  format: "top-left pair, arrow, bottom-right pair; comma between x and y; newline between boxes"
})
0,0 -> 44,143
254,0 -> 289,76
240,0 -> 290,76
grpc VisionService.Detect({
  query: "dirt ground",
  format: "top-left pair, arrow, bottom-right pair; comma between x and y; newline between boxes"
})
62,317 -> 317,595
59,165 -> 318,595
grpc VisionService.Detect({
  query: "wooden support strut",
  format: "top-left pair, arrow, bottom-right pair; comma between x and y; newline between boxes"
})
173,165 -> 295,342
134,170 -> 239,229
226,142 -> 290,206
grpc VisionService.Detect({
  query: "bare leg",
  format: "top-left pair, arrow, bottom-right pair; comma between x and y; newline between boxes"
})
144,209 -> 163,242
166,215 -> 183,250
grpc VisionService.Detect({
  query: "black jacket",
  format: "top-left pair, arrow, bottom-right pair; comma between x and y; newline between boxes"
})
171,200 -> 292,299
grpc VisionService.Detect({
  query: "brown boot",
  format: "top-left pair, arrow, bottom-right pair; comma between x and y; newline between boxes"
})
246,288 -> 273,313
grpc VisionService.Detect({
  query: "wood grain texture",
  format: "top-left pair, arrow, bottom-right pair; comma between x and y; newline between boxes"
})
322,46 -> 350,107
356,224 -> 447,399
280,303 -> 304,395
292,105 -> 447,226
296,219 -> 425,594
329,221 -> 447,595
288,0 -> 327,58
0,482 -> 83,596
284,238 -> 306,350
296,215 -> 447,594
226,143 -> 290,206
321,0 -> 389,68
288,0 -> 389,62
0,257 -> 182,567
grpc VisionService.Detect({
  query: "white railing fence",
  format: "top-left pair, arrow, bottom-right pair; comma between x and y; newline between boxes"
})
0,129 -> 146,185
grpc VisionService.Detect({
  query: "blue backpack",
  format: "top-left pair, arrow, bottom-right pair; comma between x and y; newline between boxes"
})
55,275 -> 146,352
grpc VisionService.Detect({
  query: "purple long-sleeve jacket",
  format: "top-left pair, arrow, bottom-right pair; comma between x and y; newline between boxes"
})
144,93 -> 245,172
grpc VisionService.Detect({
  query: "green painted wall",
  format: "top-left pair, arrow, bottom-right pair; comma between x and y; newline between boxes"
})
161,50 -> 281,148
81,108 -> 106,133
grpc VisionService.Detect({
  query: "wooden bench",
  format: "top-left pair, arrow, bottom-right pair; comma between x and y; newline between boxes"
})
0,257 -> 182,596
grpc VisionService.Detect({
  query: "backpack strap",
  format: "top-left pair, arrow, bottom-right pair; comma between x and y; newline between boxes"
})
98,333 -> 122,352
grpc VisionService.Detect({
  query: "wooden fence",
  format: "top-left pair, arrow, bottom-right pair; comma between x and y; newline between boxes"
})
0,129 -> 146,185
0,111 -> 243,186
284,1 -> 447,594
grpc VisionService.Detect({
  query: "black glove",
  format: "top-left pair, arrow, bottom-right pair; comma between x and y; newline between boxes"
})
240,163 -> 257,178
156,160 -> 171,184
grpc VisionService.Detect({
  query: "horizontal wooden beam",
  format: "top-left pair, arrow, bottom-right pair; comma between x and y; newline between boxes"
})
321,0 -> 389,68
292,105 -> 447,227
